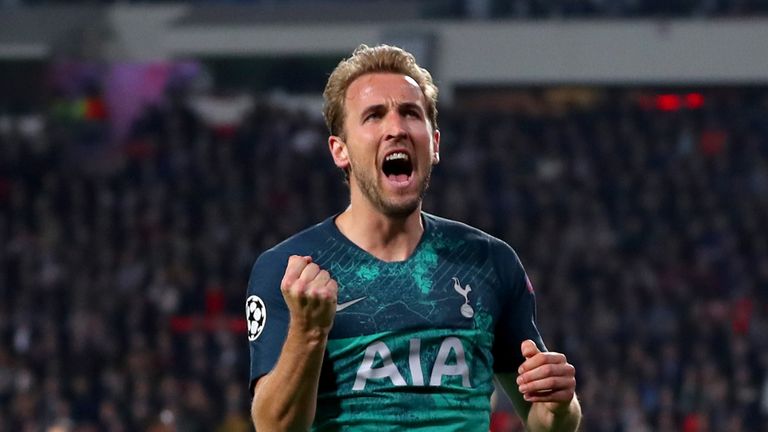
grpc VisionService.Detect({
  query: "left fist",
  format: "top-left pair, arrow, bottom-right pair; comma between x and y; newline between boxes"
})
516,340 -> 576,405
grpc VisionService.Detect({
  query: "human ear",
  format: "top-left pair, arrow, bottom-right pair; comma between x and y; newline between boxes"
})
329,135 -> 350,169
432,129 -> 440,165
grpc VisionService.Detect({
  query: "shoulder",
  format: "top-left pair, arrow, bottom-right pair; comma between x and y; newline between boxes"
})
424,212 -> 496,243
257,217 -> 333,262
424,213 -> 518,255
425,212 -> 525,280
248,217 -> 334,287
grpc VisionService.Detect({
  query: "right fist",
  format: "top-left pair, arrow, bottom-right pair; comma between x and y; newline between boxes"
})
280,255 -> 338,332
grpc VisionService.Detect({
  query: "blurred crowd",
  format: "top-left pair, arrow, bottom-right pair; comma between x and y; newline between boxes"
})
1,85 -> 768,432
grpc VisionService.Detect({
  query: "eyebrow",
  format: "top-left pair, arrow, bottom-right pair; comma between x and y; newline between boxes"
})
359,102 -> 425,119
398,102 -> 425,114
360,104 -> 386,119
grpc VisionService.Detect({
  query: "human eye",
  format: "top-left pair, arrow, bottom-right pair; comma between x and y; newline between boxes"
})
363,109 -> 383,122
402,106 -> 422,119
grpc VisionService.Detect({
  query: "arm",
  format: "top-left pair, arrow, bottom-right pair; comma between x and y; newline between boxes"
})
251,255 -> 338,432
495,340 -> 581,432
488,240 -> 581,430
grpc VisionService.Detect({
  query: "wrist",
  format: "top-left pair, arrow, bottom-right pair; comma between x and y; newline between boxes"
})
544,399 -> 573,416
287,322 -> 331,346
531,397 -> 580,432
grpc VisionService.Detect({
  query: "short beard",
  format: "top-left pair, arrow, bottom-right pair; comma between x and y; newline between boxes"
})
352,166 -> 432,219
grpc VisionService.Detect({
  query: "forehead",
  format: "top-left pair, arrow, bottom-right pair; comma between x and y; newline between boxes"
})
345,73 -> 425,110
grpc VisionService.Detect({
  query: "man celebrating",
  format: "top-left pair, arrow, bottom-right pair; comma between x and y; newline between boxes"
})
246,44 -> 581,431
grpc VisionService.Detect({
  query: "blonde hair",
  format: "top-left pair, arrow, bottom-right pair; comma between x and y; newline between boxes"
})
322,44 -> 439,139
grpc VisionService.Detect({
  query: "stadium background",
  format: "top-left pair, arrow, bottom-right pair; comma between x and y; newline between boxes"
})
1,1 -> 768,431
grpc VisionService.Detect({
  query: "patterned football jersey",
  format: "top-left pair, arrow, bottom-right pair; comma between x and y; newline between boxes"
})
246,213 -> 544,431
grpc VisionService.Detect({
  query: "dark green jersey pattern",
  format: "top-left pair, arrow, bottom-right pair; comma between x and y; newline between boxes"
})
246,213 -> 544,431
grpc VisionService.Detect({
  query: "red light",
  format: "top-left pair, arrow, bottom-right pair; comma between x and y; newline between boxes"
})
685,93 -> 704,109
656,94 -> 681,111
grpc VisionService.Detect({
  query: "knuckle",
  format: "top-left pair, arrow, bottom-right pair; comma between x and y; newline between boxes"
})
288,255 -> 305,268
543,377 -> 556,389
304,277 -> 320,290
321,286 -> 334,297
298,266 -> 316,282
280,274 -> 295,289
323,289 -> 336,302
292,279 -> 307,294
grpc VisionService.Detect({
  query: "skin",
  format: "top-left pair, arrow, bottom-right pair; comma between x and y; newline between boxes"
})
329,73 -> 440,262
251,255 -> 337,431
251,72 -> 581,431
498,340 -> 582,432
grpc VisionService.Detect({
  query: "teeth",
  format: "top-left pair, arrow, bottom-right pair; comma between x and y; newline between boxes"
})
385,152 -> 409,162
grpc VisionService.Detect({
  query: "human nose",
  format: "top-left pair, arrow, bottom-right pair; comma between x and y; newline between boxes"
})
382,111 -> 407,142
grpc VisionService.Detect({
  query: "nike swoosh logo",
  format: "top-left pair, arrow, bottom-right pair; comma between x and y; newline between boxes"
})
336,296 -> 367,312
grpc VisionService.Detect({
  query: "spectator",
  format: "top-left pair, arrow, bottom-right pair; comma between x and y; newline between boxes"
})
1,87 -> 767,430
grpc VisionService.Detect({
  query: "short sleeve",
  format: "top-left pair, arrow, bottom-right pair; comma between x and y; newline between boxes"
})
246,250 -> 290,393
489,239 -> 546,374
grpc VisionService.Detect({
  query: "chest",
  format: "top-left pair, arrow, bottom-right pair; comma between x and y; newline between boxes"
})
315,241 -> 501,339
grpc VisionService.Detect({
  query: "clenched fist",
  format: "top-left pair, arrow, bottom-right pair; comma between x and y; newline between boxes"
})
517,340 -> 576,409
280,255 -> 338,333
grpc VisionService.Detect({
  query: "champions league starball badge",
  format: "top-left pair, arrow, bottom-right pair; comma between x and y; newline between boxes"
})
246,295 -> 267,341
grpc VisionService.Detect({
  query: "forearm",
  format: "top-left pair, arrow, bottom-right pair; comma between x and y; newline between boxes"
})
526,397 -> 581,432
251,325 -> 329,431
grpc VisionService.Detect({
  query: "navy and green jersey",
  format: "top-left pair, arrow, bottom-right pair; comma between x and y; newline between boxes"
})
245,212 -> 544,431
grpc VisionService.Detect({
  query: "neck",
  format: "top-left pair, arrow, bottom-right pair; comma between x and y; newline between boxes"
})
335,197 -> 424,263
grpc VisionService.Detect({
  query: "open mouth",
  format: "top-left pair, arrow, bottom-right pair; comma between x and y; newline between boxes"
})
382,152 -> 413,183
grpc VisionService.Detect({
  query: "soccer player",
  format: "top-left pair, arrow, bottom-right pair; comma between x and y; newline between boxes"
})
246,44 -> 581,431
